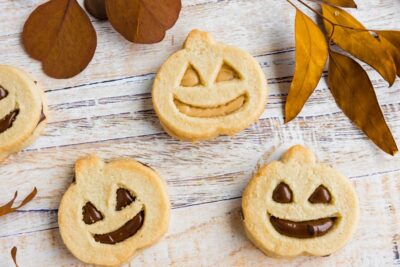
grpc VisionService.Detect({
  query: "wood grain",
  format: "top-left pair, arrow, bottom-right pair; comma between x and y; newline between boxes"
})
0,0 -> 399,266
0,173 -> 399,266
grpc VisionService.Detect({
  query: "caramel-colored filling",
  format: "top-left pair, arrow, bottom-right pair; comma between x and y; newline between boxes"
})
181,66 -> 201,87
215,64 -> 239,82
180,64 -> 240,87
174,95 -> 245,118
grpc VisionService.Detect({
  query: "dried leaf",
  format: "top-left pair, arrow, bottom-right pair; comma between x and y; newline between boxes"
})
328,51 -> 398,155
285,10 -> 328,122
376,31 -> 400,77
22,0 -> 97,79
0,192 -> 17,215
105,0 -> 181,43
11,247 -> 18,267
321,0 -> 357,8
84,0 -> 108,20
14,187 -> 38,210
0,188 -> 38,217
322,4 -> 396,85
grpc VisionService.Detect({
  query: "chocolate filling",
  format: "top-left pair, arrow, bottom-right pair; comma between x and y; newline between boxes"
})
0,86 -> 8,100
270,216 -> 336,238
0,86 -> 18,133
0,85 -> 45,133
116,188 -> 136,211
308,185 -> 332,204
82,202 -> 104,225
93,210 -> 145,244
272,182 -> 293,203
0,109 -> 19,133
0,107 -> 44,134
38,107 -> 46,125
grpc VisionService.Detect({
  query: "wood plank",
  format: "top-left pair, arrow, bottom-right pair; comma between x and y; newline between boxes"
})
0,172 -> 398,266
0,114 -> 399,208
18,52 -> 400,150
0,0 -> 399,265
0,0 -> 399,91
0,103 -> 399,210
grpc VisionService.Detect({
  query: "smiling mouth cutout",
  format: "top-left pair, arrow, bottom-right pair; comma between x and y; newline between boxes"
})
269,216 -> 337,238
81,188 -> 146,245
93,210 -> 145,245
174,94 -> 246,118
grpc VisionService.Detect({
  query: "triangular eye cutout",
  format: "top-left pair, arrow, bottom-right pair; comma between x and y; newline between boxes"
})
181,65 -> 201,87
272,182 -> 293,203
308,185 -> 332,204
116,188 -> 136,211
82,202 -> 103,225
215,63 -> 241,83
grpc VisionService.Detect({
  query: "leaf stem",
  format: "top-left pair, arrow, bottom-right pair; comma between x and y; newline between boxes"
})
296,0 -> 331,22
286,0 -> 299,10
287,0 -> 379,33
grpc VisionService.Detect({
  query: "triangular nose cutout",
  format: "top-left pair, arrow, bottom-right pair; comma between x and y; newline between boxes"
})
215,63 -> 240,82
181,65 -> 202,87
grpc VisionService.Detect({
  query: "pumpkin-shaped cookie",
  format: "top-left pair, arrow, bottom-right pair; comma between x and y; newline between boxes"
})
0,65 -> 47,161
58,155 -> 170,266
242,145 -> 359,257
152,30 -> 268,141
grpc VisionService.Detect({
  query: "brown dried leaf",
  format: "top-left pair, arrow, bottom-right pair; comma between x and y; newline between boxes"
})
11,247 -> 18,267
22,0 -> 97,79
14,187 -> 38,210
328,51 -> 398,155
322,4 -> 396,85
376,31 -> 400,77
285,10 -> 328,123
321,0 -> 357,8
0,192 -> 17,215
84,0 -> 108,20
0,188 -> 38,217
105,0 -> 181,43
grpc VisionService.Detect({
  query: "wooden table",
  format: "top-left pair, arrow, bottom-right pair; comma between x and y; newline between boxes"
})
0,0 -> 399,266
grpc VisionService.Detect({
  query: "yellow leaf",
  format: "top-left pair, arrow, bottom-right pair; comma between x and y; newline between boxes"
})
328,51 -> 398,155
285,10 -> 328,123
322,4 -> 396,86
322,0 -> 357,8
376,31 -> 400,77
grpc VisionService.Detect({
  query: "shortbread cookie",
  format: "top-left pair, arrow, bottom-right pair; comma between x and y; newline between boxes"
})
152,30 -> 268,141
242,145 -> 359,257
0,65 -> 47,162
59,155 -> 170,266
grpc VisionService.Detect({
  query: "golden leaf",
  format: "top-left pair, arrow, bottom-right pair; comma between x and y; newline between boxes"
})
285,10 -> 328,122
322,4 -> 396,85
328,51 -> 398,155
322,0 -> 357,8
376,31 -> 400,77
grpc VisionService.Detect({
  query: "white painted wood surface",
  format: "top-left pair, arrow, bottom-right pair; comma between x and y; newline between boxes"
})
0,0 -> 400,266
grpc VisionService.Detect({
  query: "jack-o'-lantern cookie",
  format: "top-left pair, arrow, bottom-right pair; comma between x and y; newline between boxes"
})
0,65 -> 47,162
152,30 -> 268,141
59,155 -> 170,266
242,145 -> 359,257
